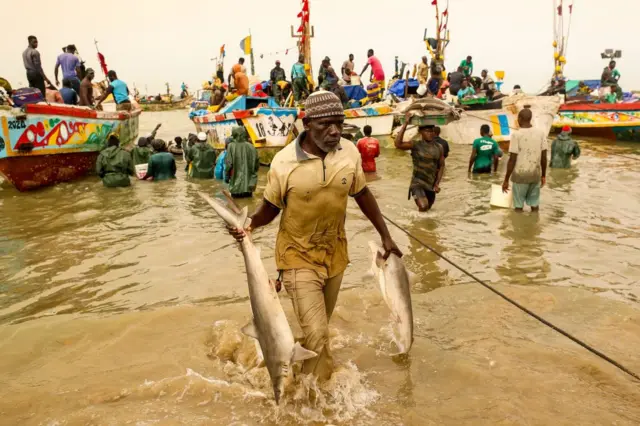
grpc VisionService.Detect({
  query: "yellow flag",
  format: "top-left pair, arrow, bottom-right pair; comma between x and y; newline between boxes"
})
240,36 -> 252,55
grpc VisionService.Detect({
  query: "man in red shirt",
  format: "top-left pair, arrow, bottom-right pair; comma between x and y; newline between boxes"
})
360,49 -> 386,98
356,125 -> 380,173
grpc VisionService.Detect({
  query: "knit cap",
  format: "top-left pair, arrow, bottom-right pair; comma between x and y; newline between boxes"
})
304,91 -> 345,119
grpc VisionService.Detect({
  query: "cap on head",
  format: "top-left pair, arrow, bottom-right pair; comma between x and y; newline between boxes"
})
561,125 -> 571,133
197,132 -> 207,141
276,60 -> 281,65
304,91 -> 345,120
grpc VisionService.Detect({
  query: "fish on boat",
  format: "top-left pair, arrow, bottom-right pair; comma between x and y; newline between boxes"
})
199,192 -> 317,404
368,241 -> 414,356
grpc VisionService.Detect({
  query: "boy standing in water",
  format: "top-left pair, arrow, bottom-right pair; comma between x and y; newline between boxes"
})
502,109 -> 548,212
468,124 -> 502,174
356,125 -> 380,173
395,112 -> 445,212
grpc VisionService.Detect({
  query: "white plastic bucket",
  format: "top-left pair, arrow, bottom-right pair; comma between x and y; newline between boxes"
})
135,164 -> 148,180
350,75 -> 361,86
490,184 -> 513,208
417,84 -> 427,96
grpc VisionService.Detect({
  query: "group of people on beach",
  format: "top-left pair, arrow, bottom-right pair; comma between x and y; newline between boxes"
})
96,124 -> 261,199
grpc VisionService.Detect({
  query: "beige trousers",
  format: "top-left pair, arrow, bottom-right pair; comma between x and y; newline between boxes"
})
283,269 -> 344,381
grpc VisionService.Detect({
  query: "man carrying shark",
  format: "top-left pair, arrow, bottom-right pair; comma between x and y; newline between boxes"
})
228,91 -> 402,381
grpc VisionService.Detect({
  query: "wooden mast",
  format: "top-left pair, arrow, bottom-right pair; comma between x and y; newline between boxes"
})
291,0 -> 314,85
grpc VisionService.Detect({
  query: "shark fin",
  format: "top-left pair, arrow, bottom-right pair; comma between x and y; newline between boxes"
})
375,251 -> 386,268
292,342 -> 317,362
241,320 -> 259,339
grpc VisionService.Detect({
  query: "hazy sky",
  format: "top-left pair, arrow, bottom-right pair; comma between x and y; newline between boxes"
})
3,0 -> 638,95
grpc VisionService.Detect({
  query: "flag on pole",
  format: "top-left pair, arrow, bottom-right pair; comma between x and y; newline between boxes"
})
431,0 -> 437,5
220,44 -> 226,57
97,52 -> 108,76
443,8 -> 448,16
240,36 -> 252,55
569,4 -> 573,13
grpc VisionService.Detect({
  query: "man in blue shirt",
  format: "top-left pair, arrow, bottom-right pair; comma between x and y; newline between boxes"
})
96,70 -> 131,111
54,45 -> 81,93
59,78 -> 78,105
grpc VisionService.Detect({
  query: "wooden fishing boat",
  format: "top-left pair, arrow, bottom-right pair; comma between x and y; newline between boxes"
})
552,80 -> 640,141
0,103 -> 140,191
138,95 -> 194,112
190,95 -> 299,165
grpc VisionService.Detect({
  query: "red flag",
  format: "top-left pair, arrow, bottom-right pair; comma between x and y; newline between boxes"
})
443,8 -> 448,16
297,11 -> 303,17
302,1 -> 309,12
569,4 -> 573,13
431,0 -> 437,5
297,24 -> 304,33
303,14 -> 309,23
557,5 -> 562,15
97,52 -> 108,76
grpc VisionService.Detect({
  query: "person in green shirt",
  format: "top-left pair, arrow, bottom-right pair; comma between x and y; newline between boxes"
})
131,137 -> 153,166
468,124 -> 502,174
186,132 -> 216,179
550,125 -> 580,169
96,135 -> 135,187
601,60 -> 623,101
143,139 -> 176,181
225,127 -> 260,198
460,55 -> 473,77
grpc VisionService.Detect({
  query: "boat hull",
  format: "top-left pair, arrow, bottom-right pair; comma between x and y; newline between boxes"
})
343,104 -> 395,136
553,102 -> 640,142
0,103 -> 140,191
190,106 -> 299,165
439,95 -> 562,145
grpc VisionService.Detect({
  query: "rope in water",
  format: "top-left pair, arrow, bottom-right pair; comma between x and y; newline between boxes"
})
381,213 -> 640,382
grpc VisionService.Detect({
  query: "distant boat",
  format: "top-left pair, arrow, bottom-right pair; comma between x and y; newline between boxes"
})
138,95 -> 194,112
0,103 -> 140,191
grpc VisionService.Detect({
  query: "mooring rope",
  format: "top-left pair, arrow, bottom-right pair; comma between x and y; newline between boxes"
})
381,213 -> 640,382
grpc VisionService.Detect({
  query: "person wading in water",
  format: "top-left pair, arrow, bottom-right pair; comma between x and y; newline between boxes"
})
228,91 -> 401,381
394,112 -> 445,212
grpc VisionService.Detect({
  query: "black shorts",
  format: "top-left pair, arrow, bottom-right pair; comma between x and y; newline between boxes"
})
473,167 -> 492,174
26,70 -> 45,98
411,187 -> 436,207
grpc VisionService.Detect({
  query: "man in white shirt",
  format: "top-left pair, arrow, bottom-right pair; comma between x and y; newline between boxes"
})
502,108 -> 548,212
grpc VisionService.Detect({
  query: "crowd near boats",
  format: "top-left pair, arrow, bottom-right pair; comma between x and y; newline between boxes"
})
0,0 -> 638,191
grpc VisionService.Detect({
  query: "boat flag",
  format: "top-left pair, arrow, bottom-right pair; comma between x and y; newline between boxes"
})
302,0 -> 309,12
569,3 -> 573,13
220,44 -> 226,58
240,36 -> 252,55
442,8 -> 448,16
431,0 -> 437,5
97,52 -> 108,76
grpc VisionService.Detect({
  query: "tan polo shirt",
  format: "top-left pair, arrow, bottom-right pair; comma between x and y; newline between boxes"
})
263,134 -> 367,278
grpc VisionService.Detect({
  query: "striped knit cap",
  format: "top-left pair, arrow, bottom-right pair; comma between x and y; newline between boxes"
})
304,91 -> 345,119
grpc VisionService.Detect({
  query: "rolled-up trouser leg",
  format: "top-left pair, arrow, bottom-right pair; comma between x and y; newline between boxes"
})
283,269 -> 344,381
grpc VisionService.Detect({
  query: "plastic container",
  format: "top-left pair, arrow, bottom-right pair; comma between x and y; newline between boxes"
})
135,164 -> 148,180
350,75 -> 361,86
490,184 -> 513,208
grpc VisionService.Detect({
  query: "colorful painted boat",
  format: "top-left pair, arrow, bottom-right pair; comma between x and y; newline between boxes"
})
0,103 -> 140,191
439,94 -> 562,145
551,81 -> 640,141
189,95 -> 299,165
139,95 -> 194,112
295,101 -> 396,137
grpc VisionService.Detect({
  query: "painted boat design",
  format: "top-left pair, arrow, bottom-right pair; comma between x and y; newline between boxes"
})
0,103 -> 140,191
553,102 -> 640,141
190,96 -> 299,164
